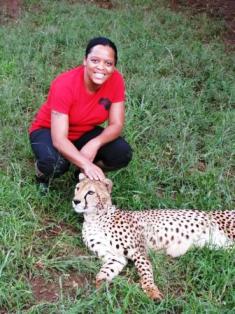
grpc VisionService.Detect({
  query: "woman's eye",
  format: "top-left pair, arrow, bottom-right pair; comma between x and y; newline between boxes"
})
106,61 -> 113,66
91,59 -> 98,63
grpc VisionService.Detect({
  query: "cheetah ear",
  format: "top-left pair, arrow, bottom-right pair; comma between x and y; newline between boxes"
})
79,173 -> 87,181
103,178 -> 113,194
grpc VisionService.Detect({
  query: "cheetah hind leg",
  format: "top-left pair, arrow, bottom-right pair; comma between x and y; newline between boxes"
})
132,252 -> 163,301
96,255 -> 128,288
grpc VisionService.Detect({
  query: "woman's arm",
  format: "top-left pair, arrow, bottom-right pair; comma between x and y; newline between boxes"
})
80,101 -> 125,161
51,110 -> 105,181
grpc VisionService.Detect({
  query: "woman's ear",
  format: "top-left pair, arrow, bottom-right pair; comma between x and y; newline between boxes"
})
83,57 -> 87,66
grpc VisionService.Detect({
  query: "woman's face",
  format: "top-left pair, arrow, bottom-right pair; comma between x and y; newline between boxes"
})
83,44 -> 115,91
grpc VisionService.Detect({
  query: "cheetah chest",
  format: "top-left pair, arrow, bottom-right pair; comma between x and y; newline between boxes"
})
82,220 -> 124,260
82,213 -> 140,261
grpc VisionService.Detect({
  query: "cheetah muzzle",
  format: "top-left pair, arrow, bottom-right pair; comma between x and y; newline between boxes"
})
72,174 -> 235,301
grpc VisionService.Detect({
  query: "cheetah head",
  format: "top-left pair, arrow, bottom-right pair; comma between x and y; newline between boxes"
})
72,173 -> 113,215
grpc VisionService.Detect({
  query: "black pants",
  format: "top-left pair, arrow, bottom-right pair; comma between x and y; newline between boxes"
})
29,127 -> 132,179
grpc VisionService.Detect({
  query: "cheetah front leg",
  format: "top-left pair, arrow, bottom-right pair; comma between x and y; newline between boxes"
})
132,251 -> 163,301
96,255 -> 128,288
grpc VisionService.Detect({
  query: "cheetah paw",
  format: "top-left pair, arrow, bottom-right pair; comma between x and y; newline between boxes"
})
95,278 -> 106,289
144,286 -> 163,301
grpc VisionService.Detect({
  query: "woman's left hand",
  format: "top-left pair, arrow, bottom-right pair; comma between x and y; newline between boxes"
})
80,138 -> 101,162
80,102 -> 125,161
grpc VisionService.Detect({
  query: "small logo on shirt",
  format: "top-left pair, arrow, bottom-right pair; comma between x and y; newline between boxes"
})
98,98 -> 112,110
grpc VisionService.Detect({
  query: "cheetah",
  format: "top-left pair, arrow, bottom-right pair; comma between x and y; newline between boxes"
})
72,174 -> 235,301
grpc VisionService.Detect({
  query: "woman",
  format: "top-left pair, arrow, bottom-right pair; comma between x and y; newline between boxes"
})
29,37 -> 132,191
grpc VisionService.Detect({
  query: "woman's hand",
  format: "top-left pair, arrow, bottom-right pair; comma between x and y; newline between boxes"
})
82,160 -> 105,181
80,138 -> 101,162
51,111 -> 105,181
80,139 -> 106,180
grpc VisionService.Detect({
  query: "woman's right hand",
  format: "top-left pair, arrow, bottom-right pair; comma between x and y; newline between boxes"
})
82,161 -> 105,181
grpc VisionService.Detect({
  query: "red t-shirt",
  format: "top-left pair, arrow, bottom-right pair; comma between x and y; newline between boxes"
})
29,65 -> 125,141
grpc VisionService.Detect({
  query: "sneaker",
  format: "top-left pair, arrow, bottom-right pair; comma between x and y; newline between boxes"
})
35,175 -> 49,195
35,161 -> 45,178
35,162 -> 49,195
38,181 -> 49,195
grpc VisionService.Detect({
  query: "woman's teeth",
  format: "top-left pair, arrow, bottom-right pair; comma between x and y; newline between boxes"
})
94,73 -> 105,79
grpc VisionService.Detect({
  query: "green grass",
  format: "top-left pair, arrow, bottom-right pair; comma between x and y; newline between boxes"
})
0,0 -> 234,312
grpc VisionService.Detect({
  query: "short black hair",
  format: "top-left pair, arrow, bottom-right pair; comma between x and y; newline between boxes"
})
85,37 -> 118,65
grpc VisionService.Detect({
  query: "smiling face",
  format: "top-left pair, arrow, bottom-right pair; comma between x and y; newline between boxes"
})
83,44 -> 116,92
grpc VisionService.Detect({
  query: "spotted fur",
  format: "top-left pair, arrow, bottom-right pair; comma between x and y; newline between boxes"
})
72,174 -> 235,300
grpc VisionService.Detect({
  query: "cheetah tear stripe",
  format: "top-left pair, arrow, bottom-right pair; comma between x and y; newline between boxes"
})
72,175 -> 235,301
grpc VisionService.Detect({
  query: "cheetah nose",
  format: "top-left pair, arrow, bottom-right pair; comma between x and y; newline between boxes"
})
73,200 -> 81,205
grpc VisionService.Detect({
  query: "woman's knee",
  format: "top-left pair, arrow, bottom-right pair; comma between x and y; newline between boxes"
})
30,129 -> 70,178
98,139 -> 133,170
37,156 -> 70,178
123,147 -> 132,167
116,142 -> 132,167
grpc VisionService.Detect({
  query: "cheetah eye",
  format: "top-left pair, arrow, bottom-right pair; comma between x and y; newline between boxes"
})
87,191 -> 95,195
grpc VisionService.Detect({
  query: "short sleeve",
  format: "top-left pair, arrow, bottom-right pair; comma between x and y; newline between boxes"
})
47,79 -> 73,114
111,71 -> 126,103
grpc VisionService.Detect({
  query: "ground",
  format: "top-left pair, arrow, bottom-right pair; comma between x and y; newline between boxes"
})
27,219 -> 93,305
0,0 -> 234,307
0,0 -> 234,46
171,0 -> 235,46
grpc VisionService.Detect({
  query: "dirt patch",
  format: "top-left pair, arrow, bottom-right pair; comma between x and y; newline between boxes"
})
1,0 -> 234,46
28,218 -> 93,304
89,0 -> 113,9
0,0 -> 113,24
31,217 -> 85,258
171,0 -> 235,46
188,159 -> 207,174
29,270 -> 91,303
36,218 -> 79,238
0,0 -> 22,23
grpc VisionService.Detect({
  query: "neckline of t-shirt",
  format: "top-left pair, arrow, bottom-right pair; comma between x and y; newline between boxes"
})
82,73 -> 111,97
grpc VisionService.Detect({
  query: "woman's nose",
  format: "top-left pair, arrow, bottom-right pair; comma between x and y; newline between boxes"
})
96,61 -> 105,70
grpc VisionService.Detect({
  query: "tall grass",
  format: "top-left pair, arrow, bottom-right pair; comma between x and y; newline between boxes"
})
0,0 -> 234,312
